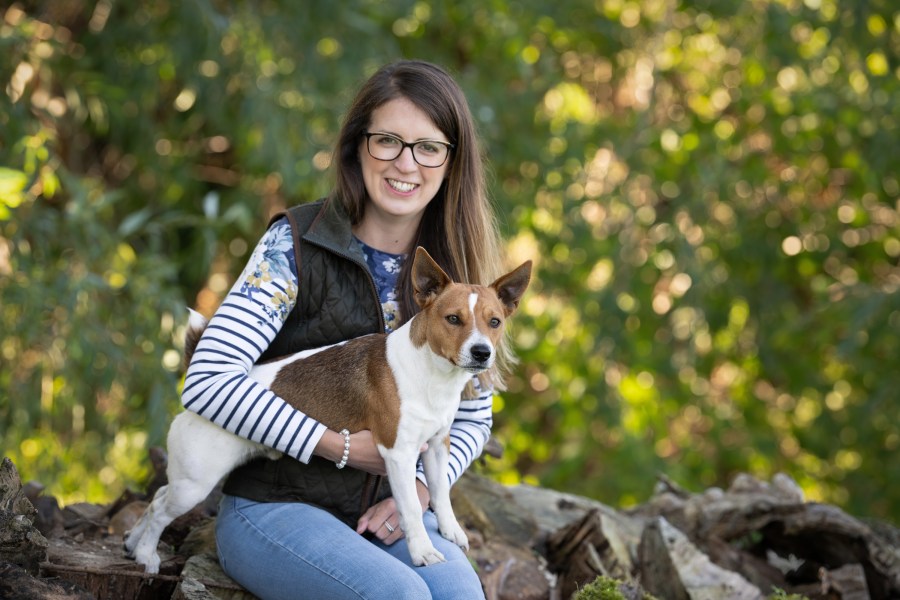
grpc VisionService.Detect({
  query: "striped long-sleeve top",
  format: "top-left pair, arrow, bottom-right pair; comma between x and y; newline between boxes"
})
181,218 -> 494,487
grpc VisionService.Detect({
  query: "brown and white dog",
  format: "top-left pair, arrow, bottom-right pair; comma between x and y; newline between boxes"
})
124,247 -> 531,573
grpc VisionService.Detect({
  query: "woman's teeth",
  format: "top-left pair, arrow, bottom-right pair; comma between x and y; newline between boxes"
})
387,179 -> 417,193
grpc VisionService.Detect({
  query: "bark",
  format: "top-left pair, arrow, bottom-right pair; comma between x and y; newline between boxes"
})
0,457 -> 48,574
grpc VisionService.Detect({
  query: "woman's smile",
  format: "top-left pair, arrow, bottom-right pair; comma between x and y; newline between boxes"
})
385,178 -> 419,194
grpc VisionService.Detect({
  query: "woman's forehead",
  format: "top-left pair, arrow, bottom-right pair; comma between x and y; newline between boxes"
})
368,97 -> 448,142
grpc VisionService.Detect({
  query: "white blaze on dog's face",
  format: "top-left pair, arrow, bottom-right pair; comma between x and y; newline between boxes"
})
410,247 -> 532,373
426,287 -> 506,373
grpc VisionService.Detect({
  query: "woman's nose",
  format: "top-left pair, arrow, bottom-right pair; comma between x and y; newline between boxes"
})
394,146 -> 418,170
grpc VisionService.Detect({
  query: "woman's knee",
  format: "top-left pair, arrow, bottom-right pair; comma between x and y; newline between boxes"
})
376,570 -> 432,600
425,559 -> 484,600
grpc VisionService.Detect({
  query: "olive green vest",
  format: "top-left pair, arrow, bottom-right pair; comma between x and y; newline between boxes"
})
222,198 -> 391,524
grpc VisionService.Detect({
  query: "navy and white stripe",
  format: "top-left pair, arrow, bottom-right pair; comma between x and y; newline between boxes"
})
182,220 -> 325,462
182,220 -> 494,480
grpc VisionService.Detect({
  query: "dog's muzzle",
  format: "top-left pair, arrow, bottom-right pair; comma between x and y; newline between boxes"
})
462,343 -> 493,372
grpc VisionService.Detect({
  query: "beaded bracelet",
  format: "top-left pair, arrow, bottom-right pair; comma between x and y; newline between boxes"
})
335,429 -> 350,469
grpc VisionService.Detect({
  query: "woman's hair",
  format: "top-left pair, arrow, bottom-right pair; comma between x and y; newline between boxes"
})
331,60 -> 515,390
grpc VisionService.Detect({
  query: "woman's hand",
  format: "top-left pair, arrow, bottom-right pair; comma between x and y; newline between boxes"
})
314,429 -> 387,475
314,429 -> 429,477
355,480 -> 431,545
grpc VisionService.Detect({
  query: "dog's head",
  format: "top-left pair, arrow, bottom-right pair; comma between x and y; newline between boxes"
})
410,247 -> 532,374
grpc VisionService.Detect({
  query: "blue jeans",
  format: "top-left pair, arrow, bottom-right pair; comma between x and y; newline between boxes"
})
215,494 -> 486,600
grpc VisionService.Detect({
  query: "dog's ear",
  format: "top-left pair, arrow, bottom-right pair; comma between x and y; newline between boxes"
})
490,260 -> 532,316
412,247 -> 452,308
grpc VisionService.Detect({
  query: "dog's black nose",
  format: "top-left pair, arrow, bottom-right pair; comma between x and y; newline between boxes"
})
470,344 -> 492,363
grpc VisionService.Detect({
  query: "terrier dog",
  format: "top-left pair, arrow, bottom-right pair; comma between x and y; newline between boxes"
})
125,247 -> 531,573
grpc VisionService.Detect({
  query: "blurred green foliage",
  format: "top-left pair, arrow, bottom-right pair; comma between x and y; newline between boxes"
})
1,1 -> 898,523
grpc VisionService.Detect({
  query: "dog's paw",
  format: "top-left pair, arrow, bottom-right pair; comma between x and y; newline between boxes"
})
438,519 -> 469,551
134,550 -> 161,575
412,547 -> 446,566
408,538 -> 446,566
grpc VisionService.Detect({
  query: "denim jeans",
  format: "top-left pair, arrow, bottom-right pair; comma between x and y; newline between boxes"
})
215,494 -> 486,600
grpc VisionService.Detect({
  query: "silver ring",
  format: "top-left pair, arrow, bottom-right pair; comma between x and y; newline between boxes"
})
383,521 -> 395,534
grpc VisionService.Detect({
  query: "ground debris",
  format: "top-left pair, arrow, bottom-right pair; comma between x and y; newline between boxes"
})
2,453 -> 899,600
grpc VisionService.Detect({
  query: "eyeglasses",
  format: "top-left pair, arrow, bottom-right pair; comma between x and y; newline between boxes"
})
362,131 -> 454,168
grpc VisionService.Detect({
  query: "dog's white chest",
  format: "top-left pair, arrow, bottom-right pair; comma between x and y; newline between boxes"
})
405,381 -> 459,426
386,331 -> 468,445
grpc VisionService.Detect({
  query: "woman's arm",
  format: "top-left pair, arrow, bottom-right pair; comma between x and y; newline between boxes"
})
181,219 -> 328,462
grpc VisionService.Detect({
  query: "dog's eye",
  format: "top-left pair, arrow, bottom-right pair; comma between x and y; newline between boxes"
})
489,317 -> 502,328
446,315 -> 461,325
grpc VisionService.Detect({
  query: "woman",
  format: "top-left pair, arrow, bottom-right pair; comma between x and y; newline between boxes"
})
182,60 -> 509,599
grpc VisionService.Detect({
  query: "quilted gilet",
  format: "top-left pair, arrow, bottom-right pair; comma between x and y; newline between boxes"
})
221,198 -> 392,525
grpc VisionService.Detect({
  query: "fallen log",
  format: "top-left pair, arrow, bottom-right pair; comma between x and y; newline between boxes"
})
0,561 -> 94,600
629,472 -> 900,598
0,457 -> 49,574
638,516 -> 763,600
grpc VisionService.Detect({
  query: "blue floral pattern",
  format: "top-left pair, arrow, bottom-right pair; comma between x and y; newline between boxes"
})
238,219 -> 298,324
355,238 -> 405,333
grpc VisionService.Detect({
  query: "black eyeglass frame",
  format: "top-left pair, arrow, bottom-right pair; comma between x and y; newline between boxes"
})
362,131 -> 455,168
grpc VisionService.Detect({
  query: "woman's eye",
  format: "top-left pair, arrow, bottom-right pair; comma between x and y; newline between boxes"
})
418,142 -> 440,154
377,135 -> 400,146
446,315 -> 460,325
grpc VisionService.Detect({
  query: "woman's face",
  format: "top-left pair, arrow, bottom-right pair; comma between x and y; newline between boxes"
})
359,97 -> 450,227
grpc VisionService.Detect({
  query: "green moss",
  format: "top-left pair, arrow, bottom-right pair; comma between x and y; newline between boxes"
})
768,588 -> 810,600
571,576 -> 659,600
572,578 -> 811,600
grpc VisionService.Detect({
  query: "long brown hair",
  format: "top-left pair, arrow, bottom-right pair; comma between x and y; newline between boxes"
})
331,60 -> 515,389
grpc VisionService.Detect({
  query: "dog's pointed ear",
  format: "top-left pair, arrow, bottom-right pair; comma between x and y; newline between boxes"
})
490,260 -> 532,316
413,247 -> 452,309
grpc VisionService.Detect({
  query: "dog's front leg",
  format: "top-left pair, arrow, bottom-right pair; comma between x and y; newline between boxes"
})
382,448 -> 445,566
421,435 -> 468,552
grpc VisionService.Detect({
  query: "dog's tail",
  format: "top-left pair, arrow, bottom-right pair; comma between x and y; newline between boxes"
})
184,308 -> 209,369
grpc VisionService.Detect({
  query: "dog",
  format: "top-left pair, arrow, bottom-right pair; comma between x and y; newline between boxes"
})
124,247 -> 531,573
